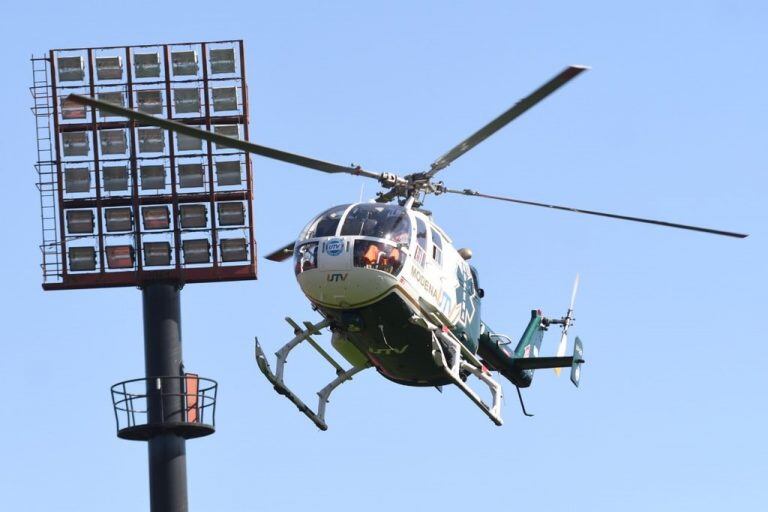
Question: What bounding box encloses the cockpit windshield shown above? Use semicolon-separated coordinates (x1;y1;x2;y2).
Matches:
299;204;349;240
340;204;411;244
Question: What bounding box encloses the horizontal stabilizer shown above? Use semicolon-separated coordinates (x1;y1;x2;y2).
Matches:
513;356;575;370
265;242;296;262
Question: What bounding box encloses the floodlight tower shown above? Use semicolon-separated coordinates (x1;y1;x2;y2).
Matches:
31;40;256;511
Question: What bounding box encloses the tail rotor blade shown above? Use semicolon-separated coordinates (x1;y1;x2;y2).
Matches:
555;274;579;376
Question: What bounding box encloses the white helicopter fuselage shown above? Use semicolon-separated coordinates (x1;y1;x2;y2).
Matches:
292;202;484;384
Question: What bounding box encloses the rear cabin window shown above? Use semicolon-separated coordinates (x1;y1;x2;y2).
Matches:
415;217;428;266
470;266;480;293
431;229;443;265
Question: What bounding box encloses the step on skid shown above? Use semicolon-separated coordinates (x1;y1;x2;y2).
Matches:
431;327;504;426
254;317;368;431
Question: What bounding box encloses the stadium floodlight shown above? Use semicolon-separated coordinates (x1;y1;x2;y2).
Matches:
106;245;135;269
138;127;165;153
57;56;84;82
177;131;202;151
212;87;238;112
99;129;128;155
102;164;129;192
95;56;123;80
137;90;163;114
62;131;90;156
143;241;172;266
178;163;205;188
172;50;198;76
142;206;171;230
133;52;160;78
34;40;253;512
217;202;245;226
60;96;87;120
105;207;133;232
66;210;95;234
215;160;241;186
68;246;96;271
179;204;207;228
140;164;166;190
97;92;125;117
213;125;239;149
173;88;200;114
209;48;236;74
182;239;210;264
220;238;247;262
64;167;91;193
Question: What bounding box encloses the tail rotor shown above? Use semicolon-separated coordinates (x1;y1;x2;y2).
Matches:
554;274;579;376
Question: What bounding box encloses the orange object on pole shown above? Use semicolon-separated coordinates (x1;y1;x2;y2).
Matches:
185;373;199;423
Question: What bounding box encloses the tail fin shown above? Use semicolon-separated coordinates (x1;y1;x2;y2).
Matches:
512;310;547;383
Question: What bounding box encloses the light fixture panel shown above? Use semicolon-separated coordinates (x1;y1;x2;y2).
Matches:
213;125;239;149
137;90;163;115
64;167;91;193
173;88;200;114
106;245;135;269
138;127;165;153
212;87;238;112
209;48;236;74
102;164;129;192
215;160;241;186
142;206;171;230
144;242;172;266
105;207;133;232
66;210;95;234
179;204;207;229
99;129;127;155
177;131;203;151
133;52;160;78
68;246;96;271
178;163;205;188
62;132;90;157
217;202;245;226
57;56;84;82
95;56;123;80
172;50;198;76
60;97;87;120
220;238;248;262
140;164;166;190
182;239;210;264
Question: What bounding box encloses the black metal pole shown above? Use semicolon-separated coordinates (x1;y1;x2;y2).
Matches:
143;281;188;512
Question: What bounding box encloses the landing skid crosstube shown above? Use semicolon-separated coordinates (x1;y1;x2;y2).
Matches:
254;317;369;431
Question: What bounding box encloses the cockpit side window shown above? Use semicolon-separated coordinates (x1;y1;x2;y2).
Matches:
300;204;349;240
340;204;411;243
431;228;443;265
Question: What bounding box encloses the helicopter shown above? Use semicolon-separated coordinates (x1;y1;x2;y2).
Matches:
69;65;747;430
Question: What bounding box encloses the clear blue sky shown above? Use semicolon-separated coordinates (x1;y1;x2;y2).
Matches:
1;1;766;510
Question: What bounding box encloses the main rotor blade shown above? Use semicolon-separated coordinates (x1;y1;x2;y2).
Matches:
66;94;383;180
444;188;748;238
426;65;589;177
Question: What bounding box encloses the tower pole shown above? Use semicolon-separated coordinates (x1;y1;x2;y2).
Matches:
142;281;188;512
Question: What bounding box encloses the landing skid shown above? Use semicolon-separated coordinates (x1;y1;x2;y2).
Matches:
254;317;369;431
431;328;504;426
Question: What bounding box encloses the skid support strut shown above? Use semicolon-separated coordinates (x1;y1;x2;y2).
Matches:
255;317;368;431
431;329;504;426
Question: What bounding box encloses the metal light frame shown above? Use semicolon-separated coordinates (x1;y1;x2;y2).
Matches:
32;40;256;290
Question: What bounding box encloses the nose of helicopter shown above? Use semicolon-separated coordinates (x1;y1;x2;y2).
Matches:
295;236;402;308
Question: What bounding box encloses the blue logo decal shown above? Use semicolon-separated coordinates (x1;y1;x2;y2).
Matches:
326;238;344;256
